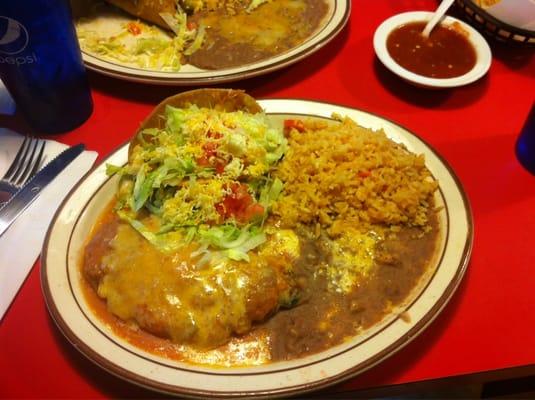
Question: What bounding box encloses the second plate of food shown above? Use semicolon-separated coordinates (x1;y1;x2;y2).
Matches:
42;89;472;398
71;0;350;84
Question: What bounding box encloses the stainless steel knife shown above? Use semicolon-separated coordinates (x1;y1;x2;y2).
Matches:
0;143;85;238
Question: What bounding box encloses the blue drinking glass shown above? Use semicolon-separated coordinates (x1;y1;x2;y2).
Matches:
0;0;93;133
516;103;535;175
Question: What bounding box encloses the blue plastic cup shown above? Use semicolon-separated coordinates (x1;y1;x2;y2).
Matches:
0;0;93;133
516;103;535;175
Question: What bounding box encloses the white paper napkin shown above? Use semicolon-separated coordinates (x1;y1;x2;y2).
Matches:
0;129;98;320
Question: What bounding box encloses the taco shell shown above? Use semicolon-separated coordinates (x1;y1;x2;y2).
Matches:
104;0;177;29
129;89;263;157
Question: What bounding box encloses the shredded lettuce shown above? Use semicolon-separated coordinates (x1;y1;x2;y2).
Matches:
113;104;287;262
159;12;185;36
119;215;266;263
132;165;152;211
247;0;269;12
134;37;170;54
117;210;185;253
106;164;124;176
76;10;205;72
184;23;206;56
259;177;283;208
196;225;267;262
165;105;189;134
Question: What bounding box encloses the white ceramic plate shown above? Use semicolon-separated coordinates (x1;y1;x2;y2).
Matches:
41;99;473;398
373;11;492;89
73;0;350;85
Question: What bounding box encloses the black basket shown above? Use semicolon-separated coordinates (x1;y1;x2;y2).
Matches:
455;0;535;47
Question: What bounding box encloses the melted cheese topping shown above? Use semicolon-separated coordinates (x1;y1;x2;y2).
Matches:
97;223;299;349
199;0;312;50
316;228;379;294
100;225;250;347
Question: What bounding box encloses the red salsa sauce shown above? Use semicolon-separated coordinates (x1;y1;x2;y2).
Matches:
386;21;477;79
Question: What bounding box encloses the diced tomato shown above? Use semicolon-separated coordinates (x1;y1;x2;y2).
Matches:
207;131;222;139
186;21;197;31
243;203;265;221
215;202;226;216
202;141;218;158
196;140;228;173
215;183;262;222
126;22;142;36
358;170;371;178
214;160;227;174
284;119;305;134
196;154;210;166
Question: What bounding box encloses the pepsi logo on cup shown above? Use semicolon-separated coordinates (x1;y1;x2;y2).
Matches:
0;16;29;55
0;2;93;133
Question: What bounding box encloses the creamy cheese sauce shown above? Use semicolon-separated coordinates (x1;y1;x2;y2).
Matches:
81;277;272;366
82;205;439;366
84;209;299;350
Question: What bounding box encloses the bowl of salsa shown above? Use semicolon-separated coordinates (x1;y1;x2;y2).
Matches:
373;11;492;88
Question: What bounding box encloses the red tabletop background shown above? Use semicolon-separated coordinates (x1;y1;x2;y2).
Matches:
1;0;534;398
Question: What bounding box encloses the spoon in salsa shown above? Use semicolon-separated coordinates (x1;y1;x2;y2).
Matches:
421;0;456;38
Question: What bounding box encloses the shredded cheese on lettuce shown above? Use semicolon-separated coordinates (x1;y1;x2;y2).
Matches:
108;105;287;263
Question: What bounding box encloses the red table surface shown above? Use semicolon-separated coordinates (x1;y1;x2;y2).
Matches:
1;0;534;398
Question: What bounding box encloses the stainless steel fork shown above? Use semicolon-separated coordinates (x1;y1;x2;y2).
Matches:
0;136;46;206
